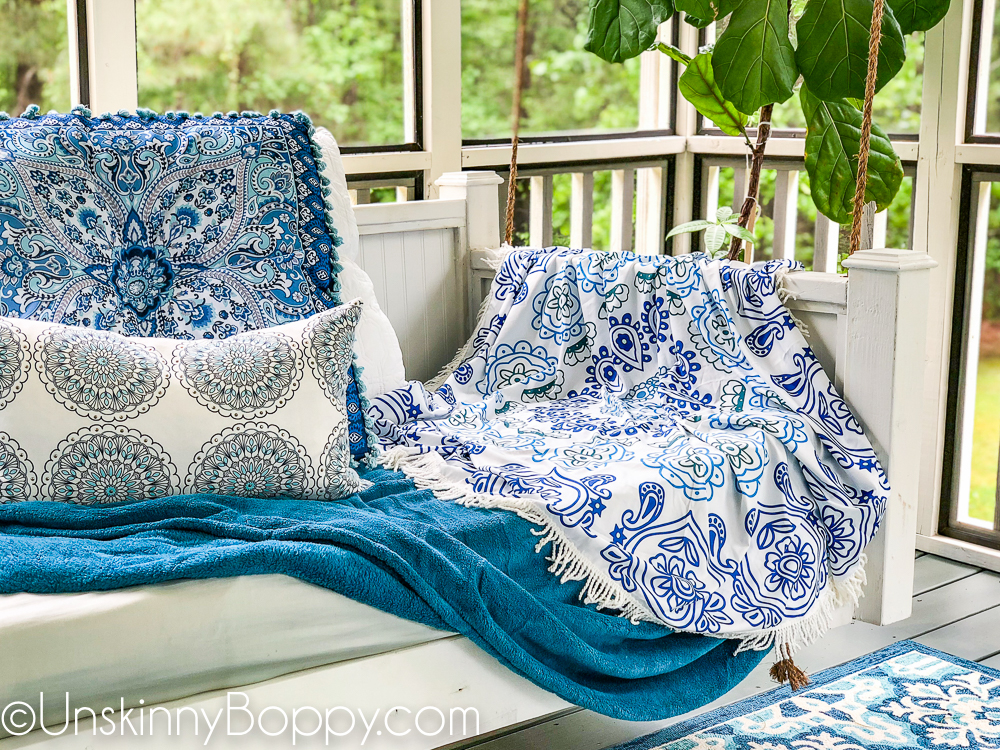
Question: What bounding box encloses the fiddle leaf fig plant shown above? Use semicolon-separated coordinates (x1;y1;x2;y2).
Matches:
667;207;756;257
584;0;949;256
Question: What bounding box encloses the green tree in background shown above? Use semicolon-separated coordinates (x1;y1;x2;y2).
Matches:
136;0;406;146
0;0;69;114
461;0;641;138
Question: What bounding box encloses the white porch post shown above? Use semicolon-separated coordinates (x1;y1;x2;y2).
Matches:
841;248;937;625
436;171;503;333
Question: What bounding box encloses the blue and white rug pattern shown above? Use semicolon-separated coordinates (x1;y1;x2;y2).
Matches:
618;641;1000;749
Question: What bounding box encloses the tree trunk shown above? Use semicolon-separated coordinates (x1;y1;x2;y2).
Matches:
727;103;773;262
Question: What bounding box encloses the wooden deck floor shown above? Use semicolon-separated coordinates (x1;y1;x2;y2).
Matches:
471;552;1000;750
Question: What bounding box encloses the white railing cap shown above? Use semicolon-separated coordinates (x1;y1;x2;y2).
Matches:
841;248;938;273
435;171;504;188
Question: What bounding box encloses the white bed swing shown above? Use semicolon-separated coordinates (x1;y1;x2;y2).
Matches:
0;171;935;750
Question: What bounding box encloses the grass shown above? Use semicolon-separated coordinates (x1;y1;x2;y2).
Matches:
970;357;1000;522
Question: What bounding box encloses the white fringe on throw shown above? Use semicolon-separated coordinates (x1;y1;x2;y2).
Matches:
380;444;869;656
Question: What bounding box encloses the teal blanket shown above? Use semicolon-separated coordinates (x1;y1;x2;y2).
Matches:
0;469;764;721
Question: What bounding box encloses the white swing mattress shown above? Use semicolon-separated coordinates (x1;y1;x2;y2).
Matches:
0;574;450;711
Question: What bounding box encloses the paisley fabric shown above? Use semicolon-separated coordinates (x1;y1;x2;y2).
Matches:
0;301;365;503
0;108;376;464
372;248;887;649
616;641;1000;750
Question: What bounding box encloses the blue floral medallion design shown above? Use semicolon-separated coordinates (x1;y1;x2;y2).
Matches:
0;432;36;503
0;111;325;337
371;248;888;645
0;321;30;409
37;326;167;420
174;331;302;417
44;426;179;504
187;423;314;498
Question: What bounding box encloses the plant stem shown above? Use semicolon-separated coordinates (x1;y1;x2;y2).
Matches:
727;103;773;261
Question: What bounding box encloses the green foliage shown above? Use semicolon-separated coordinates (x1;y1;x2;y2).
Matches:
888;0;951;34
674;0;736;27
463;0;642;139
584;0;943;227
801;84;903;223
135;0;405;146
584;0;674;63
0;0;69;114
713;0;797;114
677;51;749;137
667;206;755;256
795;0;906;101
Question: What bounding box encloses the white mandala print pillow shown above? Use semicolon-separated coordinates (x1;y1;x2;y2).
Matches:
0;301;366;504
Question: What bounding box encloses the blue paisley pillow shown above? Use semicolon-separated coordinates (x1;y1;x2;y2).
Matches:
0;106;375;464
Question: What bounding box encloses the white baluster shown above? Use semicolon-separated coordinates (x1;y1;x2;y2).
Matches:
570;172;594;248
529;175;554;247
772;169;800;261
610;169;635;253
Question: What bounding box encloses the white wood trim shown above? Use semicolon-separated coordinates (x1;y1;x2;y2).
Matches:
687;136;920;162
420;0;461;197
669;19;700;255
1;636;572;750
955;143;1000;165
530;175;554;247
461;136;686;170
610;169;635;253
813;216;841;273
841;249;938;625
916;533;1000;573
85;0;138;113
771;170;799;260
570;172;594;248
401;0;417;143
913;0;970;541
343;151;433;176
354;199;466;236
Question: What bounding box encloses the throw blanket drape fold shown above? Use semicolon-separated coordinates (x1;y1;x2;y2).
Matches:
372;248;888;653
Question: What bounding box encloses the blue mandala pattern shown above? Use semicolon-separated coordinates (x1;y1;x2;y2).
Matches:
187;423;314;498
37;326;167;420
44;426;179;504
0;321;30;409
0;432;35;503
306;302;362;407
173;331;302;417
371;248;888;645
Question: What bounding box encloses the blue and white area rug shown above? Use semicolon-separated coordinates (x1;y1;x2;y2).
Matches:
612;641;1000;749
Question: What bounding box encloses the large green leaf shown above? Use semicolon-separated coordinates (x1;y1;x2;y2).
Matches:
675;0;738;26
801;84;903;224
795;0;906;101
678;51;749;137
887;0;950;34
585;0;675;63
712;0;797;113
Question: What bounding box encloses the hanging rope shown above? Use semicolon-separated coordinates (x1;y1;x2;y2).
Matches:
848;0;886;255
504;0;530;246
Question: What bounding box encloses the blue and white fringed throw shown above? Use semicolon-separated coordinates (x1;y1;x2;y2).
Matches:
371;248;888;656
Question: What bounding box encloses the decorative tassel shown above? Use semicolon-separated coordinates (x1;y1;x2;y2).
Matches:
770;643;810;691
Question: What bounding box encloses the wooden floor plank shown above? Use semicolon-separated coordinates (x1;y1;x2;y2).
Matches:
978;652;1000;669
915;604;1000;660
911;555;979;594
